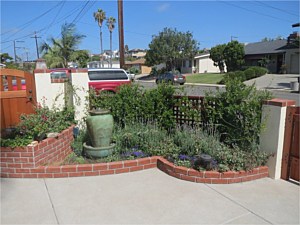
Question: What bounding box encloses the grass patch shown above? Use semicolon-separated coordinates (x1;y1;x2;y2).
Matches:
185;73;224;84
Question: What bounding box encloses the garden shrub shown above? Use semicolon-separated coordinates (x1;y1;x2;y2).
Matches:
0;104;76;147
89;83;178;130
205;77;273;151
244;67;256;80
252;66;268;77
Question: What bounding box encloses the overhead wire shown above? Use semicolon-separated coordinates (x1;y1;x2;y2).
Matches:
218;1;294;24
254;1;299;18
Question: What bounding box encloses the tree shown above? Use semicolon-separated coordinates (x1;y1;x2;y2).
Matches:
209;44;226;73
145;27;199;71
93;9;106;67
70;50;90;68
106;16;116;68
223;41;245;72
0;53;13;64
40;23;85;68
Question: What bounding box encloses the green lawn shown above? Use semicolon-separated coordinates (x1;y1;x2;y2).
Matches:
185;73;224;84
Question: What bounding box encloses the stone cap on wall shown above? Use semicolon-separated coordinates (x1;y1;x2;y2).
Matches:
263;98;296;107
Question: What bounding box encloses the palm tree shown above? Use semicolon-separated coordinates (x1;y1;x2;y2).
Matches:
93;9;106;68
106;16;116;68
40;23;85;68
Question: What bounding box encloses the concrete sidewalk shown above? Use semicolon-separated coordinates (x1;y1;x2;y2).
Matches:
1;168;299;224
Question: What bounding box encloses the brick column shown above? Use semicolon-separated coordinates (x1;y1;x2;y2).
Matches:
260;98;296;179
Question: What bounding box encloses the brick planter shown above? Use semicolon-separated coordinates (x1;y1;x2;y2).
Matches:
1;144;269;182
1;126;74;178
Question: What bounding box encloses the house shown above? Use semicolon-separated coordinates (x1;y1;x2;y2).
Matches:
128;49;147;58
244;32;299;74
125;58;151;74
87;60;120;69
194;53;225;73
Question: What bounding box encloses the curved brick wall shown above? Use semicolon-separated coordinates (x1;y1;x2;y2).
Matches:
0;127;268;183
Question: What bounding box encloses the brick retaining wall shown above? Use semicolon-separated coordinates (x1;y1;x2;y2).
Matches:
1;126;74;177
1;139;269;182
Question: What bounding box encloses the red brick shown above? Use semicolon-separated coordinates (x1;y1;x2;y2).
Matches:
1;152;6;158
250;173;262;181
188;169;200;177
61;165;77;172
129;166;144;172
228;178;242;184
1;173;9;178
23;173;38;178
38;141;47;149
260;172;269;178
247;168;259;175
84;171;100;176
0;163;7;168
143;163;156;169
0;158;13;163
211;179;229;184
174;166;189;175
21;163;35;168
6;152;20;157
1;168;15;173
46;166;61;173
205;171;220;178
259;166;268;174
115;168;130;174
0;147;12;152
108;162;123;169
7;163;22;168
20;152;33;157
241;176;254;182
13;147;27;152
14;158;29;163
167;170;181;179
77;165;93;172
196;177;212;183
68;172;84;177
100;170;114;175
38;173;54;178
124;160;138;167
137;158;151;166
221;171;235;178
16;168;30;173
235;170;247;178
9;173;23;178
30;167;46;173
53;173;69;178
181;174;196;182
47;138;56;145
150;156;160;163
93;163;108;171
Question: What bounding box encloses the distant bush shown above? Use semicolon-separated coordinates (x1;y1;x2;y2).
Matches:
218;66;268;84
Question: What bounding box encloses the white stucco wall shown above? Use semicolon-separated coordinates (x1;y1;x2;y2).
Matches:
34;72;65;109
71;72;89;124
194;54;226;73
285;49;299;74
260;104;287;179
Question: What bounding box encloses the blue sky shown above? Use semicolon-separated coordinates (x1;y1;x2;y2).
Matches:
1;1;299;61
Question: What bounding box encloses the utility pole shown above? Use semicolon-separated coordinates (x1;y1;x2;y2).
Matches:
13;40;24;62
118;0;125;69
31;31;41;59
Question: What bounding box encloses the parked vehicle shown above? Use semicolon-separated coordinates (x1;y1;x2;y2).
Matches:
155;71;186;85
88;68;131;93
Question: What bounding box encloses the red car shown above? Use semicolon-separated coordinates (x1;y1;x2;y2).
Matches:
88;68;131;93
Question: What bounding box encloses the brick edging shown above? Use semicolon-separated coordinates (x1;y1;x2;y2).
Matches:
1;154;268;183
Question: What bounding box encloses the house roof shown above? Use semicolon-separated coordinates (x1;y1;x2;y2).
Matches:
125;58;146;65
244;39;287;55
194;53;210;59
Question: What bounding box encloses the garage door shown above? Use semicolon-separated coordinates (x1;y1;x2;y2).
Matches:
290;53;299;74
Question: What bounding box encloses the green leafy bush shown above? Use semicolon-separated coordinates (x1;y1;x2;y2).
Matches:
89;83;178;130
244;67;256;80
205;77;273;151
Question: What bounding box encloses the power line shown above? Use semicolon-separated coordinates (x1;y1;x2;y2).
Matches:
1;1;63;41
31;31;41;59
254;1;299;17
218;1;294;24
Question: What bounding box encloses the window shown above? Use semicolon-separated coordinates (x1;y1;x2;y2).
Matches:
88;70;128;80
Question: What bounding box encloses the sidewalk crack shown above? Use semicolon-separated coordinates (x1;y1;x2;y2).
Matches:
43;179;60;224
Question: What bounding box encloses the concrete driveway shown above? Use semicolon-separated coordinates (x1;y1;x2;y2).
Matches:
1;168;299;224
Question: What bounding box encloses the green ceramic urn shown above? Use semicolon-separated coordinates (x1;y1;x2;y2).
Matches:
86;109;113;147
